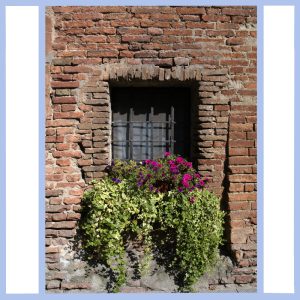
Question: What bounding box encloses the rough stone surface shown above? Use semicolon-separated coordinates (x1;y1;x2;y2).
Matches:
45;5;257;292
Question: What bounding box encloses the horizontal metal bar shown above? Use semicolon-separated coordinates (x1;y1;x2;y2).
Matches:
112;121;176;124
112;140;176;143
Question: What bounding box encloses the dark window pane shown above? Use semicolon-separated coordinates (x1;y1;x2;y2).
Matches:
111;87;190;160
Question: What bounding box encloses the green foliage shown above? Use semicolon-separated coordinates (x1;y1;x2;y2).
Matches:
80;157;225;292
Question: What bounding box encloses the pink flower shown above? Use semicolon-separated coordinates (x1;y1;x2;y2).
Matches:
185;162;192;168
176;157;184;164
182;174;192;181
182;173;192;188
182;180;190;188
164;152;171;157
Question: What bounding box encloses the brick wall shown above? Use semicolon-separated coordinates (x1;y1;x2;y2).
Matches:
45;6;257;292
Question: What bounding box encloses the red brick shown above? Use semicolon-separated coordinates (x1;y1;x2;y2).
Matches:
56;144;70;151
61;104;76;112
247;132;256;140
148;27;163;35
230;231;247;243
80;35;106;43
151;13;179;21
46;174;63;181
163;29;193;36
229;148;248;156
222;8;256;16
46;221;77;229
249;148;257;156
63;197;81;205
53;112;83;119
61;282;91;290
226;37;245;45
229;174;256;183
66;174;81;182
229;183;244;192
229;140;254;148
121;35;150;42
234;275;255;284
229;166;253;174
228;201;250;210
52;213;67;221
228;193;257;202
117;27;146;35
52;97;76;104
230;115;246;123
78;159;92;166
229;156;256;165
51;81;79;88
87;50;118;57
67;212;81;220
64;66;91;73
202;14;230;22
134;50;158;58
64;21;94;28
186;22;214;29
56;128;75;135
238;90;257;96
176;7;206;14
230;220;245;229
229;132;246;140
52;151;82;158
215;105;229;111
245;184;255;192
220;60;249;66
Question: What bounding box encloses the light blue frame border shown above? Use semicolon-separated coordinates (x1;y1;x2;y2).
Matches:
0;0;298;299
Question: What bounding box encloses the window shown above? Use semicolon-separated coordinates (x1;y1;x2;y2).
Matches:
111;87;190;161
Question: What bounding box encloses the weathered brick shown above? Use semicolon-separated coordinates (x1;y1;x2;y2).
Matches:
229;156;256;165
63;197;81;205
51;81;79;88
228;193;257;202
46;221;76;229
46;5;257;291
229;148;248;156
229;174;257;183
229;183;244;192
87;50;118;57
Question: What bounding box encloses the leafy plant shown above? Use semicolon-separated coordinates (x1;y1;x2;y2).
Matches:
79;154;225;292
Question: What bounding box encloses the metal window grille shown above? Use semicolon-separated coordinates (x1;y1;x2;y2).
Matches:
112;106;175;160
111;87;190;161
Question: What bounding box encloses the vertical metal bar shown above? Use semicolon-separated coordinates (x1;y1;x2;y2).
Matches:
146;120;148;160
129;107;133;160
171;105;175;154
167;113;170;152
150;107;154;159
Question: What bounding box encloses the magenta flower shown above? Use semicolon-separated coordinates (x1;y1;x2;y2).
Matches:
176;157;184;164
182;181;190;188
185;162;192;168
164;152;171;157
183;174;192;181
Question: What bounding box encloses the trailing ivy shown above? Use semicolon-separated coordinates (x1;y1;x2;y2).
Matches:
79;154;225;292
